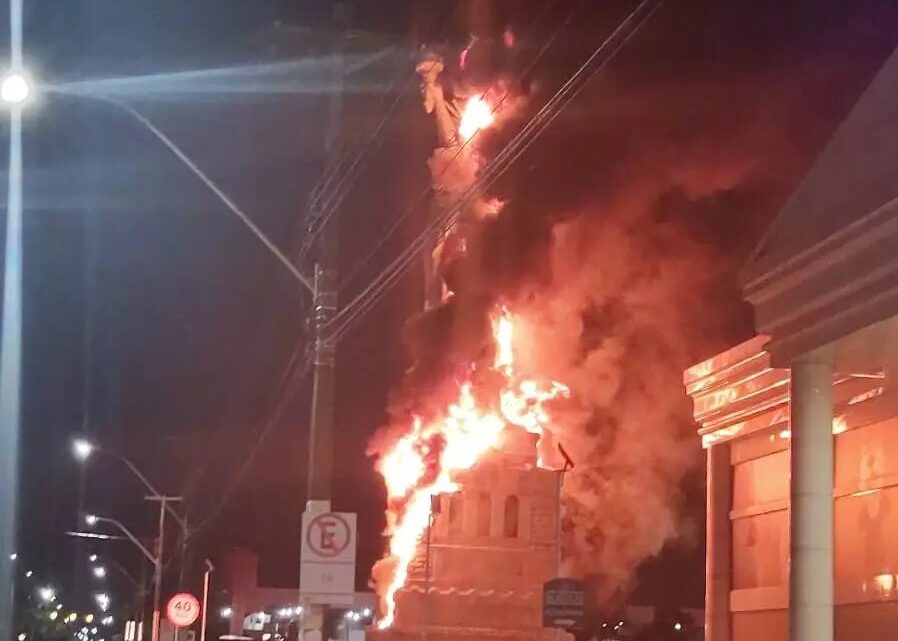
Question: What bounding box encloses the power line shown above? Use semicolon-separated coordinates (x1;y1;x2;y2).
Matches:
295;55;420;265
296;3;464;266
185;351;313;539
337;0;571;293
328;0;663;342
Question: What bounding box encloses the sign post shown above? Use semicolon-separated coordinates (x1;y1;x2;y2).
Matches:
542;578;586;631
166;593;201;629
300;511;357;605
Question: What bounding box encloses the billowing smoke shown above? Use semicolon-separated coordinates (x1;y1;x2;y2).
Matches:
369;1;890;613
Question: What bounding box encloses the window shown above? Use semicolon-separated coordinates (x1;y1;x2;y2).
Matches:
476;492;491;537
448;493;464;535
504;495;520;538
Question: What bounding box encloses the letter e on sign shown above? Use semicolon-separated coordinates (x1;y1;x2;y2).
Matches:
166;593;200;628
307;513;351;558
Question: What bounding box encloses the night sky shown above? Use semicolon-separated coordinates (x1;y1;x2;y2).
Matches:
3;0;897;617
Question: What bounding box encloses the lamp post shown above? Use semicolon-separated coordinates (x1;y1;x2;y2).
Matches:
72;437;190;596
199;560;214;641
85;506;180;641
0;67;30;641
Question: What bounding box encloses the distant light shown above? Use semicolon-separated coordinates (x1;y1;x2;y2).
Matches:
49;611;59;621
84;614;94;624
72;438;95;462
343;611;353;620
276;608;291;619
38;586;55;602
56;604;63;610
262;635;271;641
362;608;372;618
89;554;98;563
102;616;114;626
25;570;32;578
674;622;683;631
0;72;29;104
351;613;361;622
85;514;99;527
92;566;107;579
18;634;26;641
9;553;17;561
219;607;232;619
91;627;98;634
95;593;110;611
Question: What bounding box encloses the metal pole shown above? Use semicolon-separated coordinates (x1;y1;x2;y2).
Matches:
199;561;213;641
554;471;564;641
421;512;433;641
555;471;563;576
152;500;166;641
147;496;180;641
0;101;23;641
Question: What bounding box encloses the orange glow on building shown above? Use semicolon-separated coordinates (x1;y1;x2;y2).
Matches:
373;307;568;628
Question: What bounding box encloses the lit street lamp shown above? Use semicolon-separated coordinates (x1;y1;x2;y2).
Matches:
1;57;29;641
0;72;29;104
92;565;107;579
37;586;56;603
72;438;187;531
84;513;164;641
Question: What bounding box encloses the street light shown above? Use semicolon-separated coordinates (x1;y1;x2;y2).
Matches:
72;439;186;531
92;566;107;579
0;62;28;641
0;72;29;104
37;586;55;603
95;593;110;612
72;438;94;462
84;513;162;641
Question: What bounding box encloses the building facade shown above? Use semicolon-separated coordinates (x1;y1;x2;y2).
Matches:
684;46;898;641
375;431;560;641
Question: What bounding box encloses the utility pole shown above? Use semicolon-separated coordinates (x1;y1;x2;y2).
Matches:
305;2;345;509
147;496;182;641
299;6;345;641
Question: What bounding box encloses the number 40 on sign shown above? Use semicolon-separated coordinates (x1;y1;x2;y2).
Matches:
167;593;201;628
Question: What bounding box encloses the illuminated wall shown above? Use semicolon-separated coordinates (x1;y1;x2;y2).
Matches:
685;335;898;641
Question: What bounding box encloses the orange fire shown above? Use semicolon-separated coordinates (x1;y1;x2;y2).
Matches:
458;95;495;142
373;307;569;628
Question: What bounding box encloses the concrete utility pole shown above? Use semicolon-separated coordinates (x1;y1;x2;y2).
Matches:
146;496;183;641
299;5;345;641
305;2;345;511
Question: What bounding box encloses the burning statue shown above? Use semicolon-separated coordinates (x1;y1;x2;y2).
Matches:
415;50;494;308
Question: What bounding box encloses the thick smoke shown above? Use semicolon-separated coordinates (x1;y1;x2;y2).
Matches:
369;1;894;610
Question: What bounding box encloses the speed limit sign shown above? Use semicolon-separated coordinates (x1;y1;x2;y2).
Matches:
166;592;200;628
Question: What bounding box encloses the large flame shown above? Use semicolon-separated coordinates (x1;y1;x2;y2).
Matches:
373;307;569;628
458;95;495;142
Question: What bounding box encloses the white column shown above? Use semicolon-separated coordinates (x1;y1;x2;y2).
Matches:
789;358;833;641
706;442;732;641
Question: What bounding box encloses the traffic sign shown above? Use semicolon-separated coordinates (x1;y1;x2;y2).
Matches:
300;510;357;605
542;578;586;630
166;592;200;628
